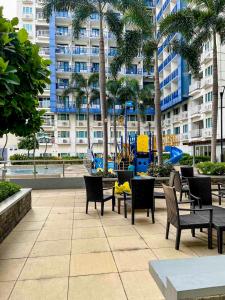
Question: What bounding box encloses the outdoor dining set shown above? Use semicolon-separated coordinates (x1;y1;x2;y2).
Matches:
84;167;225;254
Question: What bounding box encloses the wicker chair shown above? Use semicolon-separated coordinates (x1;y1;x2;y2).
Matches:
116;170;134;214
124;178;155;225
173;171;189;201
162;184;213;250
84;176;115;216
180;166;194;180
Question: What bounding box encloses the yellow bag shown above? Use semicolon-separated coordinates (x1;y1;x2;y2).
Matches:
114;181;131;194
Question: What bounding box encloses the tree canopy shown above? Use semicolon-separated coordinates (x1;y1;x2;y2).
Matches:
0;8;50;137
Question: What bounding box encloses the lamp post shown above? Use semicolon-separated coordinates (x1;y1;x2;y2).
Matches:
220;87;225;162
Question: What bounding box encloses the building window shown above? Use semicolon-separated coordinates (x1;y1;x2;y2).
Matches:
167;112;170;118
77;114;87;121
23;23;32;32
56;26;69;35
76;131;87;138
183;124;188;133
167;129;171;135
174;127;180;135
58;114;69;121
93;114;101;121
23;7;32;14
206;118;212;128
205;91;213;102
90;13;99;20
58;131;70;138
111;131;121;138
94;131;103;138
75;62;87;72
183;104;188;111
128;115;137;121
39;97;50;108
205;65;213;77
146;115;154;121
173;108;180;115
91;28;100;37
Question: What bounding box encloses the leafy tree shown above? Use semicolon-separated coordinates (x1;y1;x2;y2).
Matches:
0;8;50;138
18;135;39;157
64;73;99;149
43;0;146;173
160;1;225;162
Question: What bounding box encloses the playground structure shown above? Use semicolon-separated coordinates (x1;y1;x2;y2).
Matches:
92;133;183;174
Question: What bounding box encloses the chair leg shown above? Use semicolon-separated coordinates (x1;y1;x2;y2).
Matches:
86;201;89;214
94;202;97;209
147;209;149;217
180;191;183;202
101;202;104;216
131;209;135;225
200;228;203;232
208;226;212;249
166;222;170;239
217;229;223;254
118;198;121;214
151;208;155;224
219;195;222;206
175;228;181;250
124;202;127;218
191;228;195;237
112;196;115;211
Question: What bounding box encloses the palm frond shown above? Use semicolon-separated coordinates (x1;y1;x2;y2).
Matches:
87;73;99;86
42;0;78;22
105;10;124;42
72;73;87;89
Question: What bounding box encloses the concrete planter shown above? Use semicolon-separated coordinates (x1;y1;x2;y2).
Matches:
0;188;32;243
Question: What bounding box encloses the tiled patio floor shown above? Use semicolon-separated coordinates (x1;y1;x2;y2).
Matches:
0;189;221;300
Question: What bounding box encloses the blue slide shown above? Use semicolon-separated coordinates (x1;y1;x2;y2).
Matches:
165;146;183;164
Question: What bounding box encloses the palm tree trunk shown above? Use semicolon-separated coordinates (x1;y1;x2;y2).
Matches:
87;99;91;149
99;6;108;173
137;103;141;135
154;49;163;166
113;102;117;162
1;134;8;160
211;31;219;162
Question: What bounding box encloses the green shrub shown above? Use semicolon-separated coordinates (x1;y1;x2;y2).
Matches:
180;153;210;166
0;182;21;202
148;163;174;177
197;162;225;175
92;170;117;178
9;154;83;165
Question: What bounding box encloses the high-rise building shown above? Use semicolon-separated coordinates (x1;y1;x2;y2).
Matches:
2;0;153;159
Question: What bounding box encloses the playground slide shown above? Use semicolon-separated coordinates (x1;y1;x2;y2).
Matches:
165;146;183;164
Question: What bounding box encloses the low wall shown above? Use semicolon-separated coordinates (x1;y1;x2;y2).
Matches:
0;188;32;243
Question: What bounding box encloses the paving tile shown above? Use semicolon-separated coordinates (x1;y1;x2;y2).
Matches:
44;220;73;230
70;252;117;276
101;218;129;226
30;240;71;257
113;249;157;272
72;238;110;254
73;219;102;228
134;223;166;236
121;270;164;300
72;227;105;239
68;273;126;300
0;259;26;281
0;281;15;300
50;207;74;214
152;247;196;260
10;278;68;300
3;231;39;244
0;242;34;259
47;213;73;221
104;225;138;237
144;234;176;249
73;212;99;220
108;236;148;251
38;229;72;241
19;255;70;280
13;221;44;232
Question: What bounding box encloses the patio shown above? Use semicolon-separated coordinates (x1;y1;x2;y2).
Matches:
0;188;221;300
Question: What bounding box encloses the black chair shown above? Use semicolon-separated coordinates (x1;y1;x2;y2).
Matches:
84;176;115;216
124;178;155;225
116;170;134;214
173;171;189;201
180;166;194;180
162;184;213;250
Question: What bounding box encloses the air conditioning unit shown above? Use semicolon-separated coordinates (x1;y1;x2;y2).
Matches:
79;139;83;144
131;122;136;126
97;122;102;126
98;139;103;144
62;121;68;126
79;122;84;126
63;139;68;143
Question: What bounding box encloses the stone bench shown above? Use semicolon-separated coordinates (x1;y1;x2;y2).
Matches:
149;256;225;300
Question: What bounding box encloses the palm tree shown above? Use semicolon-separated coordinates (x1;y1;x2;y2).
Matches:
160;2;225;162
43;0;146;173
113;6;164;165
63;73;99;149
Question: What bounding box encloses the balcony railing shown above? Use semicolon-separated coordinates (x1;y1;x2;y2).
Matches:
36;30;49;37
39;48;50;56
42;120;54;126
190;105;202;116
76;138;87;144
201;102;212;113
201;77;213;88
191;129;202;138
181;111;188;120
57;120;70;127
189;81;201;94
58;138;71;144
39;101;50;108
22;14;33;20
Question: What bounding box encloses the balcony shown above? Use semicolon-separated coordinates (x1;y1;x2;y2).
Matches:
202;128;212;138
181;133;189;141
76;138;87;144
58;137;71;144
36;30;49;38
191;129;202;138
165;119;171;126
57;120;70;127
93;138;103;144
56;30;71;38
201;50;213;64
201;102;212;113
42;120;54;127
190;105;202;117
93;121;102;127
36;13;46;21
23;0;33;3
173;115;180;123
39;101;50;108
201;77;213;88
22;14;33;20
181;111;188;120
76;121;87;127
39;48;50;56
72;47;88;55
189;81;201;95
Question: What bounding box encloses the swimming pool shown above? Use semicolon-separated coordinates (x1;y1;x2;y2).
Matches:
5;166;63;176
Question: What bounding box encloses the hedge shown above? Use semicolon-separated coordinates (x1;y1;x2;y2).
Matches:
180;153;210;166
197;162;225;175
9;154;83;165
0;182;21;203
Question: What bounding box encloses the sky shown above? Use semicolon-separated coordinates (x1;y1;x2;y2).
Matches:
0;0;17;19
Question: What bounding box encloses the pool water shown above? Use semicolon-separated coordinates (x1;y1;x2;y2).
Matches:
6;166;63;176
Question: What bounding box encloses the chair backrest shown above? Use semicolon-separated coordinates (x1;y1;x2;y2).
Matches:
169;171;176;187
117;170;134;185
131;178;155;209
84;176;103;202
173;171;182;192
162;184;179;227
180;166;194;178
188;176;212;206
